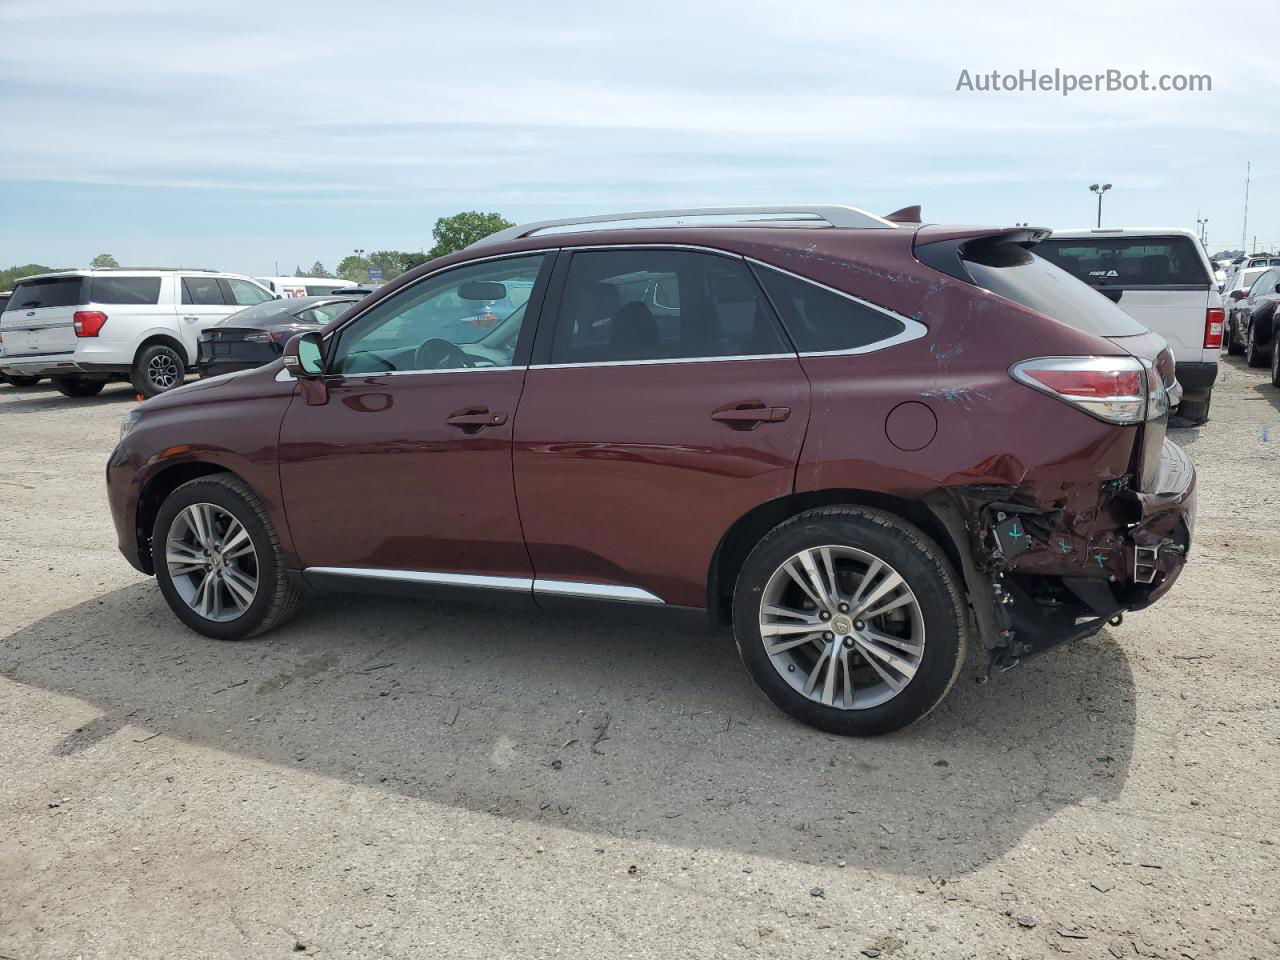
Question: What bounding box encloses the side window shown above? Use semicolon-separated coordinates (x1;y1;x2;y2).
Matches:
89;276;161;305
550;249;787;364
223;278;273;306
1249;270;1277;297
754;265;906;353
330;254;546;375
182;276;226;306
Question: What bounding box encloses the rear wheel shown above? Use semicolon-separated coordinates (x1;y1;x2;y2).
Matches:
52;376;105;398
1245;323;1266;367
3;375;41;387
1226;314;1244;355
732;506;968;736
1271;336;1280;387
1177;391;1211;425
132;343;186;398
153;475;301;640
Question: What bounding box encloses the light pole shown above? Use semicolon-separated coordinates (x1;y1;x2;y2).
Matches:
1089;183;1112;228
1196;218;1208;245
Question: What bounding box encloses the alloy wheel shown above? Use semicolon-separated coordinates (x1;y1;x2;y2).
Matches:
165;502;259;621
758;545;925;710
148;352;180;389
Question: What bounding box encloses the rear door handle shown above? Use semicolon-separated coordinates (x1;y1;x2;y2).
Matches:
712;404;791;426
446;408;508;429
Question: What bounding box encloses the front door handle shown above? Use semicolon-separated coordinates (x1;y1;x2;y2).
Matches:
446;407;508;429
711;404;791;427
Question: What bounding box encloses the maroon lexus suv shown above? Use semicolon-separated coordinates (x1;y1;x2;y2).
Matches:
106;206;1195;736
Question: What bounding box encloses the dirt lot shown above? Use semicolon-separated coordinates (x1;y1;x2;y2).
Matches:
1;359;1277;960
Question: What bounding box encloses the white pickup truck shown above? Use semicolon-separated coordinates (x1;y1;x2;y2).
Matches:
0;268;274;398
1037;228;1223;424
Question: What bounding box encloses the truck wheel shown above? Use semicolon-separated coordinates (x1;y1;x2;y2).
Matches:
1177;392;1211;425
132;343;186;397
732;506;968;736
52;376;106;398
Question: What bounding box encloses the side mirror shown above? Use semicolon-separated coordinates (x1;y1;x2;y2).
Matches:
1229;289;1247;301
282;331;325;378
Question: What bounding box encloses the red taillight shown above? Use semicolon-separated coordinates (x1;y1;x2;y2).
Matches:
73;310;108;337
472;312;500;328
1204;307;1225;349
1011;356;1150;424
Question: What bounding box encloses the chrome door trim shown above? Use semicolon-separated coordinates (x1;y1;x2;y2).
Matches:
302;567;665;604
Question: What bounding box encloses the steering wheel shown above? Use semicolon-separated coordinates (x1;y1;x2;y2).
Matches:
414;338;476;371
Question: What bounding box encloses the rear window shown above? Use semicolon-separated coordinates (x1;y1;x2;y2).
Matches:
89;276;161;305
963;245;1149;337
305;284;348;296
6;276;85;310
1036;236;1210;287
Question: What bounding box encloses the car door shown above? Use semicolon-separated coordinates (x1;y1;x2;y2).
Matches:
277;253;552;590
1247;270;1280;347
512;247;810;609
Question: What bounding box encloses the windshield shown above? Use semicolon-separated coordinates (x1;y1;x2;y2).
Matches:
963;245;1149;337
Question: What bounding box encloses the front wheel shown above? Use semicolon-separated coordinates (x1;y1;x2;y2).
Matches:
52;376;105;397
1226;315;1244;355
732;506;968;736
1271;336;1280;387
3;375;41;387
153;475;301;640
132;343;186;397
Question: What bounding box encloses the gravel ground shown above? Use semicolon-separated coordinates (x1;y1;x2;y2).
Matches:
1;359;1277;960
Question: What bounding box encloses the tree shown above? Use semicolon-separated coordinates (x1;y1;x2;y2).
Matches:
294;264;305;277
427;212;513;259
399;252;430;271
0;263;59;289
90;253;119;268
309;261;332;278
336;255;370;282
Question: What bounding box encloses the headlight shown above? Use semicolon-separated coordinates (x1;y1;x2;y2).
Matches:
120;408;141;441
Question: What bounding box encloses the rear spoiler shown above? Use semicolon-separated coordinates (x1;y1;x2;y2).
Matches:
913;225;1052;282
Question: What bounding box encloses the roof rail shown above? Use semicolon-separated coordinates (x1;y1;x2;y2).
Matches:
469;205;896;248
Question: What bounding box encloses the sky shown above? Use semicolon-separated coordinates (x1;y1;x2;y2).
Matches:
2;0;1278;275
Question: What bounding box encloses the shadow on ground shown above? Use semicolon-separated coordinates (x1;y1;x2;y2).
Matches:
1;582;1136;877
0;381;137;413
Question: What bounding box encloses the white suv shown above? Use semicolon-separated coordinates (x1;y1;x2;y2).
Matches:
0;268;275;398
1036;228;1224;424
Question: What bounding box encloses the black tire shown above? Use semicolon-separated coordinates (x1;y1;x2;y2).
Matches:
153;474;301;641
1226;315;1244;355
1245;323;1266;367
132;343;186;398
732;506;968;736
1177;392;1211;425
52;376;105;398
1271;336;1280;388
4;375;41;387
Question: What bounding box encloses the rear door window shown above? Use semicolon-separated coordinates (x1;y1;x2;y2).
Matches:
1037;236;1210;288
89;276;162;304
222;278;273;306
1248;270;1278;298
752;265;906;353
7;276;85;310
963;245;1149;337
549;249;788;364
182;276;226;305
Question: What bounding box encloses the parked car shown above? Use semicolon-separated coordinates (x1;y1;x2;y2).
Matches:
256;276;368;298
0;289;41;386
198;295;360;377
1036;228;1222;424
1224;265;1280;372
107;205;1194;736
0;268;274;398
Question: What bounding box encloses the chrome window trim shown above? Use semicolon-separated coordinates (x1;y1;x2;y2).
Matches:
529;353;793;371
303;567;665;604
